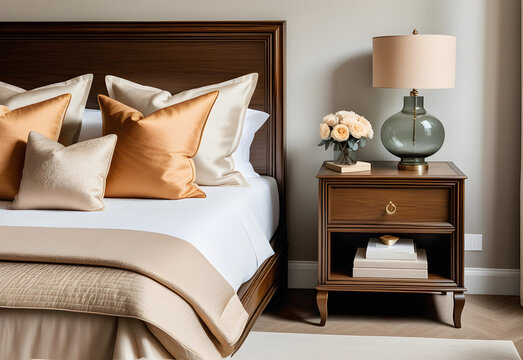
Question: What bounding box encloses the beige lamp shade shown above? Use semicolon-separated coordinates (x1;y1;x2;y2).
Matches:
372;34;456;89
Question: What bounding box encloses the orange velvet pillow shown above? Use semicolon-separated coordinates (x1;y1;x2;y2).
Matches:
99;91;218;199
0;94;71;200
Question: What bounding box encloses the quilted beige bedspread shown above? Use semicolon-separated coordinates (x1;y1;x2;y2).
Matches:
0;226;249;360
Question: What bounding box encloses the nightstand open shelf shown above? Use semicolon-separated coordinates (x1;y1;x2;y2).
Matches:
316;161;467;328
327;231;453;284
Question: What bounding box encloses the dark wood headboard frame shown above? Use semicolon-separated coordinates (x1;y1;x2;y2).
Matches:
0;21;285;211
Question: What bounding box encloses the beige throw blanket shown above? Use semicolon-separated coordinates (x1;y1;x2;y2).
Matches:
0;226;248;360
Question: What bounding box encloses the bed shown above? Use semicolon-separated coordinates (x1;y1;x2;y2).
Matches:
0;21;286;359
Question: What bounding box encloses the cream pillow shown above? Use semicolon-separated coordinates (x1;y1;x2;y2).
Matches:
105;73;258;186
11;132;117;211
0;74;93;145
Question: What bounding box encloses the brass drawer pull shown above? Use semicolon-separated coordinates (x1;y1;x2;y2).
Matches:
385;201;397;215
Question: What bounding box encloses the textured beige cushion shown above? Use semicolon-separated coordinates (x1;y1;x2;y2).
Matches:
0;75;93;145
11;132;117;211
106;73;258;186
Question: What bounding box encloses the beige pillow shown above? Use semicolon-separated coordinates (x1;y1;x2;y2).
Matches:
105;73;258;186
11;132;117;211
0;74;93;145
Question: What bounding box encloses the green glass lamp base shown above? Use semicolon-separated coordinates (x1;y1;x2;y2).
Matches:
380;95;445;172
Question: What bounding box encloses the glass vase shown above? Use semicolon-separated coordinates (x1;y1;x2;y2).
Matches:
334;148;358;165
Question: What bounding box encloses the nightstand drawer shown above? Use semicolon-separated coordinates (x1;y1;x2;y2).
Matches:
327;186;450;223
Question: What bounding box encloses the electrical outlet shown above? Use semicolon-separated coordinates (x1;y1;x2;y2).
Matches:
464;234;482;251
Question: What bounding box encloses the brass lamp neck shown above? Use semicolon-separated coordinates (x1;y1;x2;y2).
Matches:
409;88;419;97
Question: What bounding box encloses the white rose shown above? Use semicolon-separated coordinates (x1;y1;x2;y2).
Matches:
336;110;359;123
340;117;356;127
367;126;374;139
357;116;374;139
322;114;339;127
348;120;367;139
331;124;350;142
319;123;331;140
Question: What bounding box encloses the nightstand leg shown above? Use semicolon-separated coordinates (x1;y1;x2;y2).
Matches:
453;292;465;328
316;290;328;326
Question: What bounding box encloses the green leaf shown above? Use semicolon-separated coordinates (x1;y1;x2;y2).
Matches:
324;141;331;150
359;138;366;147
318;140;327;147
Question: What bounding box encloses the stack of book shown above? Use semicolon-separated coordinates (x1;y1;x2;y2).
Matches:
353;238;428;279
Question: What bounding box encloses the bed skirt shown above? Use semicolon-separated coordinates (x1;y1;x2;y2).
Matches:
0;308;174;359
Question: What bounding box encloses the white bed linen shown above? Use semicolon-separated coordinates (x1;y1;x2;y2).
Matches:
0;176;279;290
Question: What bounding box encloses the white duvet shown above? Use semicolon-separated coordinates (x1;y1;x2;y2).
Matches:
0;176;279;290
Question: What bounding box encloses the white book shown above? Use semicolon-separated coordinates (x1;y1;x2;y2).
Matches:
365;248;417;260
365;244;418;260
353;267;428;279
354;248;427;269
367;238;415;253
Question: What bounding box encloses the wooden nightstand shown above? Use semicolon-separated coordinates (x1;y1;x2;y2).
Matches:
316;161;467;327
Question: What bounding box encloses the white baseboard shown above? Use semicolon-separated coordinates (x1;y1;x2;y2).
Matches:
288;261;520;296
288;261;320;289
464;267;520;296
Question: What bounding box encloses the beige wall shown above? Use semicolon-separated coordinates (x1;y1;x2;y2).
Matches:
2;0;521;269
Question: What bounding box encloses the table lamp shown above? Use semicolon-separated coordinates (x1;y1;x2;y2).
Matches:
372;29;456;171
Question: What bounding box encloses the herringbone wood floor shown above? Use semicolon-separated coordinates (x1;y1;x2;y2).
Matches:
253;290;523;356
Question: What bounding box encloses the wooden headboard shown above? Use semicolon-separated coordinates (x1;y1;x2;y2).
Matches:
0;21;285;201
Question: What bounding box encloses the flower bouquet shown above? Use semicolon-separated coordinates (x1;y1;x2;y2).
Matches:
318;110;373;166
